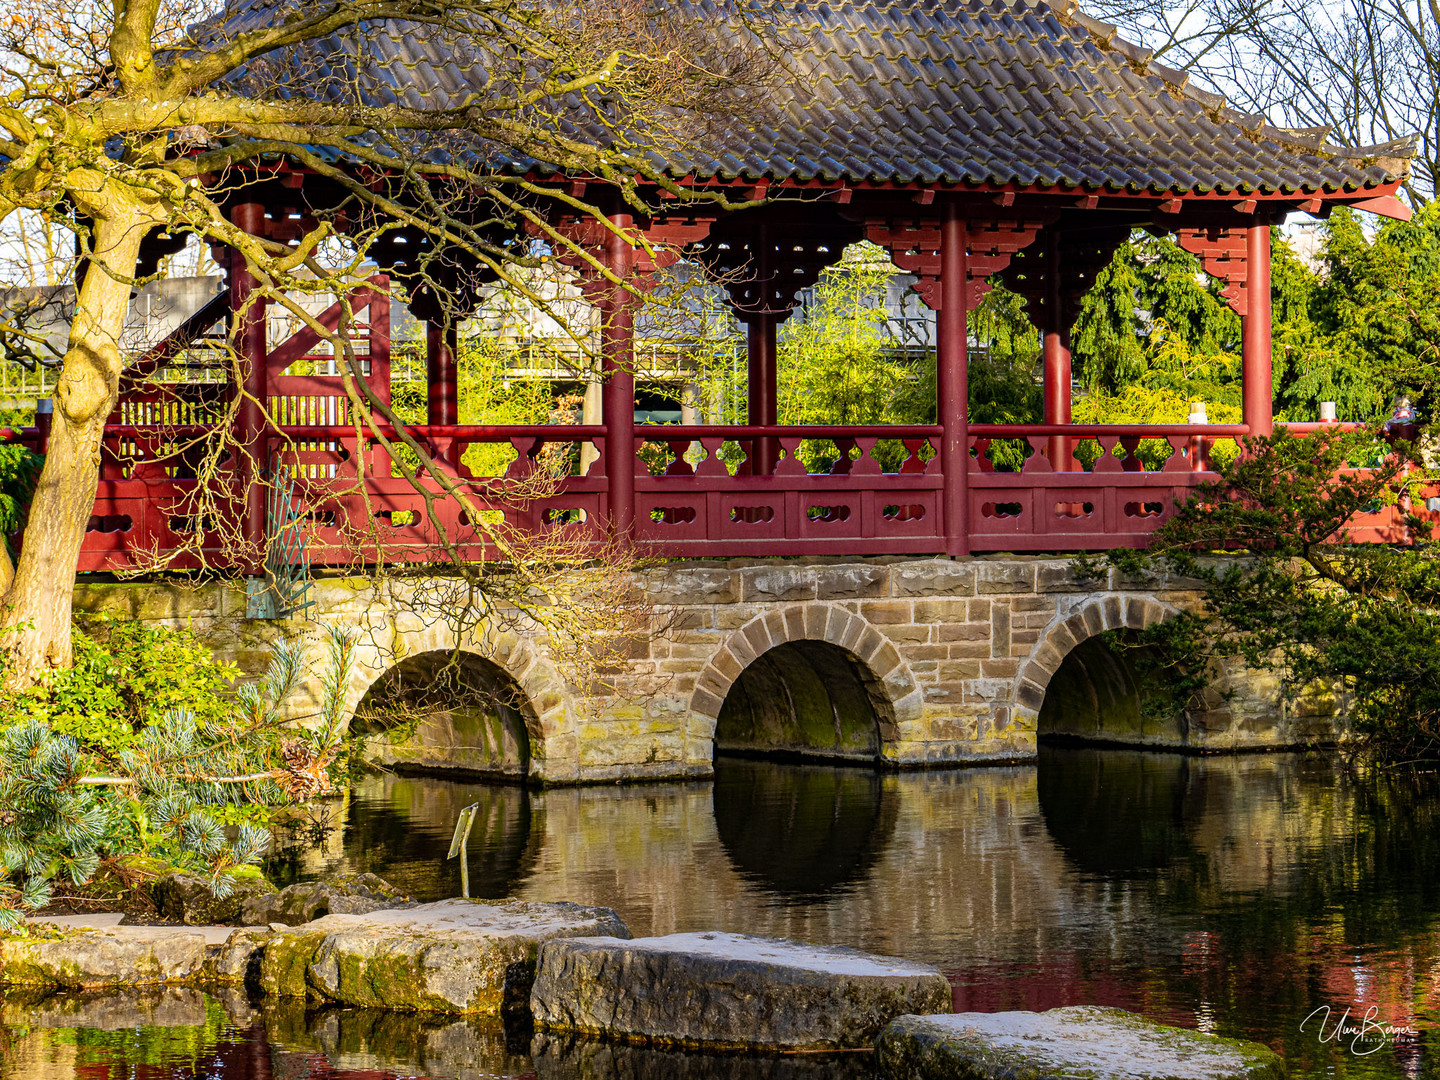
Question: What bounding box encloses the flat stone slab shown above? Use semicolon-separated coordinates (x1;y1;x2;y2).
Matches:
531;931;952;1050
875;1007;1285;1080
259;897;629;1015
0;926;209;989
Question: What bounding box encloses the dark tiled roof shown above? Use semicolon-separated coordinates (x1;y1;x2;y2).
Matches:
203;0;1413;196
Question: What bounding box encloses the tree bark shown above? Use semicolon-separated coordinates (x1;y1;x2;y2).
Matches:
3;207;149;683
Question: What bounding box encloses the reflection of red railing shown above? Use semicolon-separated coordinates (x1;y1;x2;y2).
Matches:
11;408;1435;571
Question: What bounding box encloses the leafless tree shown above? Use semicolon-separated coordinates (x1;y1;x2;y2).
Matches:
0;0;777;683
1081;0;1434;202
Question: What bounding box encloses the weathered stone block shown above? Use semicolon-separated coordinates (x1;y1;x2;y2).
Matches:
891;560;976;597
989;604;1012;659
260;899;629;1014
1036;562;1091;592
152;871;277;926
740;567;817;602
876;1007;1284;1080
207;927;275;984
531;932;951;1050
815;563;889;599
860;600;912;625
975;562;1035;594
242;873;411;926
645;568;740;605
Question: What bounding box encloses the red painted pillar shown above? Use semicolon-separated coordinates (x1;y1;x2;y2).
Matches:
1242;219;1273;438
426;320;459;466
426;321;459;426
746;313;778;475
939;203;970;557
601;213;637;539
746;223;779;476
1042;231;1073;470
230;201;268;555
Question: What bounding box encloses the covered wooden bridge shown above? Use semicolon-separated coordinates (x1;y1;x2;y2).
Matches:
66;0;1419;573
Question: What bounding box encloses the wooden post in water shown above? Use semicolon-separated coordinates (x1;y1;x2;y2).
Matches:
447;802;480;898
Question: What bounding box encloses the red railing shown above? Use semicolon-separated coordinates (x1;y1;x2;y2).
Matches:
9;263;1430;570
7;415;1432;572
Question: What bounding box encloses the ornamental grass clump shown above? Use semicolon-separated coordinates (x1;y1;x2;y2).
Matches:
0;625;357;928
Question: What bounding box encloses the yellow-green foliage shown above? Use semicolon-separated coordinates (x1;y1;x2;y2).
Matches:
1072;384;1242;470
0;619;239;761
392;338;566;476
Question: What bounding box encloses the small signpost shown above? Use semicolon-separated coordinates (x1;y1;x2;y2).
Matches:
447;802;480;898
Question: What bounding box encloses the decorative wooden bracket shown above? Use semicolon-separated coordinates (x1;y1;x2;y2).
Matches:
867;212;1051;311
694;213;863;319
547;213;716;301
1175;225;1249;315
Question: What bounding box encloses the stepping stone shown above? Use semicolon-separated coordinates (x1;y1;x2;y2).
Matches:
876;1007;1284;1080
0;926;210;989
531;931;952;1050
259;898;629;1015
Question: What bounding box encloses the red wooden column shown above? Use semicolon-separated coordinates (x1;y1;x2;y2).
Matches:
746;313;779;475
745;222;779;476
1042;231;1073;470
1242;218;1273;437
601;212;637;539
230;201;269;554
939;203;970;557
426;321;459;425
426;320;459;466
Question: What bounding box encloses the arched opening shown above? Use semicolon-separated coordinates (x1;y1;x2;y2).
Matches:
1037;632;1185;746
353;650;537;781
715;640;888;763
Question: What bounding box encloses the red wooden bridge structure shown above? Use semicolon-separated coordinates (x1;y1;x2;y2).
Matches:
33;0;1429;575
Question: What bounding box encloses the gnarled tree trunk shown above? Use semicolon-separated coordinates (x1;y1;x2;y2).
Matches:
2;199;151;684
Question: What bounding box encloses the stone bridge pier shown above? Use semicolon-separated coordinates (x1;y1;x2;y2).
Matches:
74;556;1344;785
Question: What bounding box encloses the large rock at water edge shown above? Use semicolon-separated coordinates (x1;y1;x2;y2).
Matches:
241;872;411;925
0;926;209;989
875;1007;1285;1080
531;931;952;1050
259;898;630;1014
152;870;278;926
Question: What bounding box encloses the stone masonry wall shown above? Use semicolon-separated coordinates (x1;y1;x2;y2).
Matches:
72;555;1346;785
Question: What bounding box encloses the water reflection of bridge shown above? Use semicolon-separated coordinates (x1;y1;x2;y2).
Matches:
276;751;1406;1019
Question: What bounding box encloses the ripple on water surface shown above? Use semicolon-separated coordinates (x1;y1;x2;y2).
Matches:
6;748;1440;1079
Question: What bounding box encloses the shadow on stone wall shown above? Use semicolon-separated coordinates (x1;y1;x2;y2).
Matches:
1037;632;1184;747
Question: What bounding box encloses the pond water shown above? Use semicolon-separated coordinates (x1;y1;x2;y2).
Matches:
6;747;1440;1079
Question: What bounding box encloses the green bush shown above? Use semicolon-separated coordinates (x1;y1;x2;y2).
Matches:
0;627;357;926
1;620;239;764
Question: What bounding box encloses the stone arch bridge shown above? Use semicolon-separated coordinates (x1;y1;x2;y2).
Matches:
77;556;1342;784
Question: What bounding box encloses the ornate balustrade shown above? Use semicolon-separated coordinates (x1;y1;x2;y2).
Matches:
634;424;944;556
11;416;1430;573
967;423;1245;550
